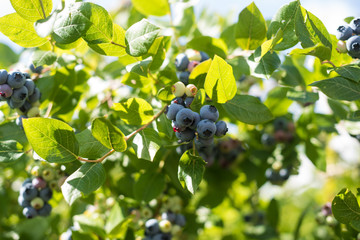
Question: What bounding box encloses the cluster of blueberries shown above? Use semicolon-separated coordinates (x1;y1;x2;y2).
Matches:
336;17;360;58
261;117;295;147
315;202;338;228
143;212;186;240
18;163;67;219
0;66;42;127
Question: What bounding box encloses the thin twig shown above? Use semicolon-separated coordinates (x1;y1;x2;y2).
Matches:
77;149;115;163
321;60;337;68
111;41;126;49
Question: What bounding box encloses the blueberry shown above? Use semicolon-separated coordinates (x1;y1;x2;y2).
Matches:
176;108;195;127
175;128;196;142
185;49;201;61
39;187;53;202
172;120;186;132
176;71;190;85
336;25;353;41
16;115;28;128
350;18;360;34
20;183;38;201
28;87;41;103
18;195;31;207
32;177;47;189
175;214;186;227
23;206;38;219
27;106;40;118
22;178;33;186
19;101;32;113
187;61;199;72
166;104;184;121
37;203;52;217
0;84;13;98
200;51;210;62
199;105;219;122
189;111;200;130
279;168;290;180
152;233;172;240
185;84;197;97
24;79;35;96
175;53;189;71
171;81;186;97
184;97;194;108
215;121;228;137
145;218;160;236
274;117;288;130
24;72;31;79
7;98;25;109
31;197;44;210
171;97;185;106
159;219;172;233
11;86;28;102
261;133;275;147
346;35;360;58
7;71;26;88
0;69;8;84
30;64;43;74
197;119;216;139
161;211;176;223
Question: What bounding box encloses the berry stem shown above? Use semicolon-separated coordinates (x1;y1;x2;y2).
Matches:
77;105;168;163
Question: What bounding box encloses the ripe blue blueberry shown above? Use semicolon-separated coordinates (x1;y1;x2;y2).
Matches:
7;98;25;109
197;119;216;139
175;214;186;227
24;79;35;96
145;218;160;236
200;51;210;62
336;25;353;40
23;206;38;219
279;168;290;180
175;53;189;71
261;133;275;147
171;97;185;106
346;35;360;58
350;18;360;34
28;87;41;103
200;105;219;122
20;183;38;201
166;103;184;121
19;101;32;113
195;137;214;148
11;86;28;102
175;128;196;142
189;111;200;130
0;84;13;98
152;233;172;240
0;69;8;84
274;117;288;131
161;211;177;223
18;195;31;208
172;120;186;132
176;108;195;127
24;72;31;79
37;203;52;217
22;178;32;186
215;121;228;137
7;71;26;88
176;71;190;85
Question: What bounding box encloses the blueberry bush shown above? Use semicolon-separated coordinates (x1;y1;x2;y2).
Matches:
2;0;360;239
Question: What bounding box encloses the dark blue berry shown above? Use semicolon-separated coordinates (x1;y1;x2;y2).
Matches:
175;128;196;142
24;79;35;96
39;187;53;202
189;111;200;130
336;25;353;40
350;18;360;34
11;86;28;102
176;71;190;85
30;64;43;74
171;97;185;106
28;87;41;103
20;183;38;201
346;35;360;58
18;195;31;207
184;97;194;108
0;69;8;84
200;51;209;62
166;104;184;121
145;218;160;236
175;53;189;71
197;119;216;139
161;211;176;223
199;105;219;122
37;203;52;217
23;206;38;219
175;214;186;227
215;121;228;137
176;108;195;127
7;71;26;88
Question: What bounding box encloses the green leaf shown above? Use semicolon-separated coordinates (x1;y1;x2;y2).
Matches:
113;98;154;125
223;94;273;124
178;150;206;194
332;188;360;224
32;50;57;67
62;163;106;205
260;29;283;58
157;86;175;102
10;0;52;22
204;55;236;103
23;118;79;163
310;77;360;101
265;87;293;116
266;199;279;229
250;48;281;79
0;13;48;47
105;203;125;234
189;58;212;88
267;0;300;50
73;214;106;237
290;44;331;62
335;65;360;82
0;43;19;69
126;59;152;77
88;24;127;57
0;140;24;164
131;0;169;16
305;138;326;171
132;128;162;161
134;171;166;202
190;89;206;112
286;90;319;104
91;117;127;152
156;113;174;140
125;19;160;57
295;6;332;53
76;129;109;159
0;122;27;146
235;2;267;50
280;65;305;87
328;99;349;119
187;36;228;59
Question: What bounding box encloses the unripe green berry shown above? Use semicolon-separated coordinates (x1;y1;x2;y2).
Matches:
31;197;44;210
185;84;198;97
31;165;41;177
27;106;40;118
337;40;348;53
159;219;172;233
171;81;186;97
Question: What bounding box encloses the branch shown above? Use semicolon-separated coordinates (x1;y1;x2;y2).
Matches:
77;105;168;163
